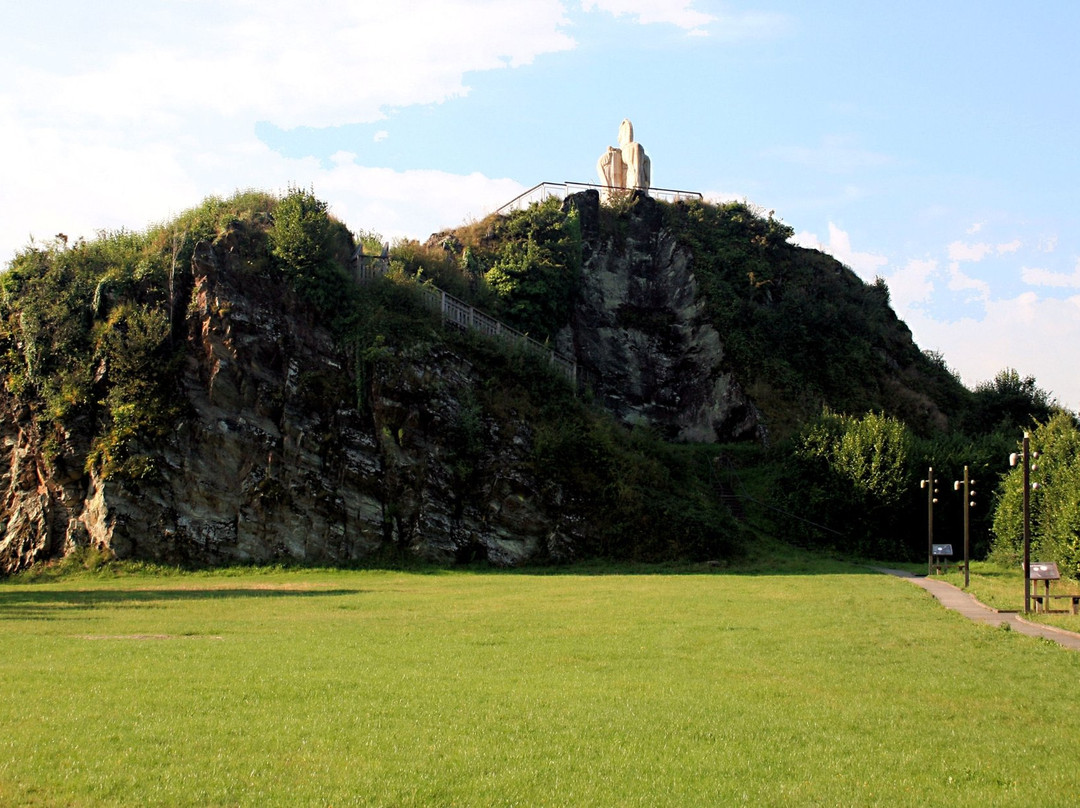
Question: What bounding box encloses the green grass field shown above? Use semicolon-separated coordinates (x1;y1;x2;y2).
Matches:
2;561;1079;806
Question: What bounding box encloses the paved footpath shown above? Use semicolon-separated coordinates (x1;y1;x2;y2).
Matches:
874;567;1080;652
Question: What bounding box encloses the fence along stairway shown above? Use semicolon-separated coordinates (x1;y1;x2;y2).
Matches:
351;243;578;386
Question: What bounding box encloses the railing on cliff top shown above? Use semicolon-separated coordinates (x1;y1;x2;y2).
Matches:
496;181;703;216
352;245;577;386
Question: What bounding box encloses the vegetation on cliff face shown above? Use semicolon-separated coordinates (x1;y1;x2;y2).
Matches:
420;195;1077;565
1;188;1075;572
0;190;747;570
1;222;181;480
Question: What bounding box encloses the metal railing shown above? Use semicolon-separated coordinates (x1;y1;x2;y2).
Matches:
496;181;704;216
352;249;577;386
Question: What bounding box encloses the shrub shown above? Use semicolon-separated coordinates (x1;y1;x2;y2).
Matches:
991;413;1080;577
269;187;354;313
779;409;914;558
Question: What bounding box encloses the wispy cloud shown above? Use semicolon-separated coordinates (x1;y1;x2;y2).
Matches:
946;262;991;301
579;0;789;38
581;0;714;33
947;241;993;262
947;238;1022;262
1021;260;1080;289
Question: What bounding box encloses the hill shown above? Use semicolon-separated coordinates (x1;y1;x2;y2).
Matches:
0;188;1055;572
429;189;968;441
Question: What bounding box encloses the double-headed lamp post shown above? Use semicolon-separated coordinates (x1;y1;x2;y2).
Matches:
920;467;938;575
953;466;976;588
1009;432;1041;613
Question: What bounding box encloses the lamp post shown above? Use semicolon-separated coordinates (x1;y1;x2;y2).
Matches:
1009;433;1041;613
953;466;975;588
920;467;938;575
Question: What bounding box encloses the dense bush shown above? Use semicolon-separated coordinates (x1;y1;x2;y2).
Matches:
270;187;355;314
0;229;180;477
394;198;583;342
777;410;914;558
991;413;1080;576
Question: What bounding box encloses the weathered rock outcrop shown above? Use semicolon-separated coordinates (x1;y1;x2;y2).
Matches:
0;237;584;572
0;190;772;574
558;190;762;442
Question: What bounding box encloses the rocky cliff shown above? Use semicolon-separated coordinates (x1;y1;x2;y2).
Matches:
0;229;595;573
0;184;956;573
556;191;762;443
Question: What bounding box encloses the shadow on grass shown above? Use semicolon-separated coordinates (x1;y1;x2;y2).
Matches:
0;588;365;621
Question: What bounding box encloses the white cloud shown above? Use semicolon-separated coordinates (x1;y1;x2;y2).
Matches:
946;238;1020;262
946;262;991;301
581;0;714;32
790;223;888;281
580;0;789;38
1021;260;1080;289
947;240;993;262
904;293;1080;412
0;1;575;262
884;258;936;310
316;158;525;240
373;131;389;143
0;111;523;260
966;222;984;234
3;1;576;131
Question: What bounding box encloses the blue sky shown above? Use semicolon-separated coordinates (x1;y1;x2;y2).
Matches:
2;1;1078;411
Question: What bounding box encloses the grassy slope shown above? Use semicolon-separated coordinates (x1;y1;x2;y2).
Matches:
2;565;1079;806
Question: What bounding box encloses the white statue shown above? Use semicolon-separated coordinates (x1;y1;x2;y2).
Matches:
619;119;651;190
596;146;625;192
597;119;651;199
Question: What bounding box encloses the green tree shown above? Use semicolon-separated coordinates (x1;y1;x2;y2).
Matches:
781;410;913;557
270;187;353;313
962;368;1056;434
991;413;1080;576
483;197;582;339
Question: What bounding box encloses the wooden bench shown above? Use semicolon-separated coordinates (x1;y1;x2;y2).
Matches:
1031;593;1080;614
1026;562;1080;614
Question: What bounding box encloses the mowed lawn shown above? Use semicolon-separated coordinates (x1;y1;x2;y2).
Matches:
2;564;1079;806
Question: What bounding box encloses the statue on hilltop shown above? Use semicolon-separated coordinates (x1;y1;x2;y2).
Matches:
597;119;651;199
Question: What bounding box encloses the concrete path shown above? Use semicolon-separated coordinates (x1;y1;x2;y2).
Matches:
874;567;1080;651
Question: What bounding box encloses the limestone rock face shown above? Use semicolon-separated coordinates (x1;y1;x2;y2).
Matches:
0;236;582;573
558;190;762;443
